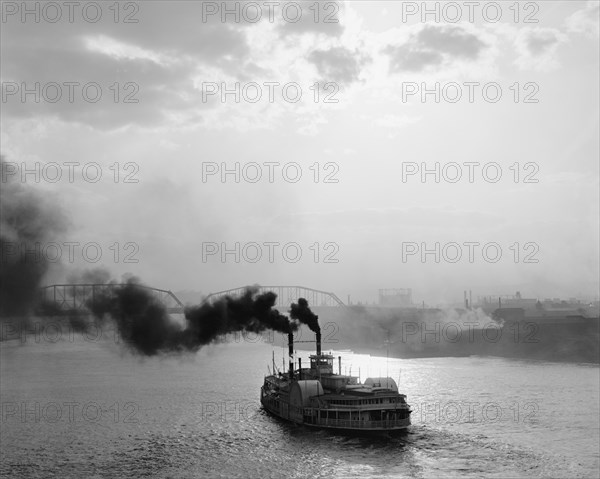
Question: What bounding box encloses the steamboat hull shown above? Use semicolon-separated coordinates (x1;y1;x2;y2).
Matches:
261;387;411;434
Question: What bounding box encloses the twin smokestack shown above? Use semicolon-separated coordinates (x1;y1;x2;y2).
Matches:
288;326;322;380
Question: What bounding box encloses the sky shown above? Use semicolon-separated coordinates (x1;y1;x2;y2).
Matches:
1;0;599;305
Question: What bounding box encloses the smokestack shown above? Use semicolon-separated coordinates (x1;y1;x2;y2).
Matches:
316;330;321;356
298;358;302;379
338;356;342;375
288;332;294;380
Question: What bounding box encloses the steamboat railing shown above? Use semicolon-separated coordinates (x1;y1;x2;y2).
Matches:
316;418;410;429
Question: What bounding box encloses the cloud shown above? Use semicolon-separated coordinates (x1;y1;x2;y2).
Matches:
384;24;488;73
277;2;344;37
84;35;169;65
0;3;251;130
514;27;568;71
1;40;208;130
566;1;600;37
1;2;356;133
417;24;487;58
307;47;369;84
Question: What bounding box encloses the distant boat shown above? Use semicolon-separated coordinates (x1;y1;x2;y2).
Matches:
260;329;411;434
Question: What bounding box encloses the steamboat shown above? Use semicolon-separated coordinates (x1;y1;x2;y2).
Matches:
260;330;411;433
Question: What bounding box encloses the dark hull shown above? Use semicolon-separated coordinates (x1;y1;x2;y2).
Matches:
261;392;411;435
261;404;410;436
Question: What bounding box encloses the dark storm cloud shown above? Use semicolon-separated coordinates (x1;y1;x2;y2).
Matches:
1;2;356;129
0;2;250;129
385;25;488;72
0;2;250;65
1;44;205;129
307;47;368;84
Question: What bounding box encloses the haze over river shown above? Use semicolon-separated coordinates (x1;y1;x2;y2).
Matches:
1;336;598;478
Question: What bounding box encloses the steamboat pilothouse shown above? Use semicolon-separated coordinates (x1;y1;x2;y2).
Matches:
260;330;412;433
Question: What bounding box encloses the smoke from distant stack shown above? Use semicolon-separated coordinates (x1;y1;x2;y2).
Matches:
0;156;67;318
0;155;324;356
88;282;319;356
290;297;320;333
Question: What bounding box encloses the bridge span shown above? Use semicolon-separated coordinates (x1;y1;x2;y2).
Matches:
204;285;346;308
38;284;345;315
39;284;186;314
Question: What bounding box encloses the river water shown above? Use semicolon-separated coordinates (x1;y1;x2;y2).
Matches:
1;336;598;478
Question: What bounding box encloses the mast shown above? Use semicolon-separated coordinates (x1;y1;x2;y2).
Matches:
288;332;294;380
386;330;390;380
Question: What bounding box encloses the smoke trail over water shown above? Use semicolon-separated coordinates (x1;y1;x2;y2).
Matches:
88;280;311;356
0;155;321;356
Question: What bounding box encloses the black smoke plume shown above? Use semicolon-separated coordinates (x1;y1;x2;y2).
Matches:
0;155;318;356
88;277;185;355
0;156;67;317
88;281;299;356
185;286;298;342
289;297;320;333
